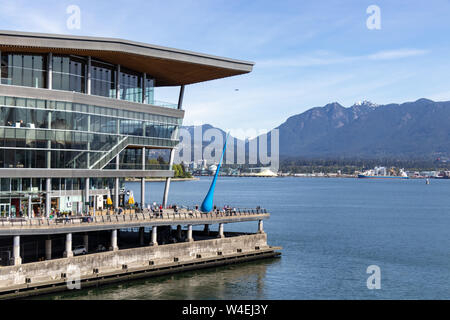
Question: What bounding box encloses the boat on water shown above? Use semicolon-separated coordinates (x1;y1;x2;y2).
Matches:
358;166;409;179
358;174;409;179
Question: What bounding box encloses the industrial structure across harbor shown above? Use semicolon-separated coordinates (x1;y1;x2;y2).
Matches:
0;30;280;298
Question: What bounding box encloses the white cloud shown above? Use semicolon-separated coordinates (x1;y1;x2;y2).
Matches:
258;48;430;68
0;2;66;34
367;49;429;60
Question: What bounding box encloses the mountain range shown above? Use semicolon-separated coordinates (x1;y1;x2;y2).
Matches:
179;98;450;161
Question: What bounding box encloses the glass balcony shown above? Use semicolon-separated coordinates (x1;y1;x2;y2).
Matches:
151;100;178;109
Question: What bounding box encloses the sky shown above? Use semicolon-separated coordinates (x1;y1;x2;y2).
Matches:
2;0;450;137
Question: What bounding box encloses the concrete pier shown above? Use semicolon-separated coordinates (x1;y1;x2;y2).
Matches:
139;227;145;246
218;223;225;238
258;220;264;234
187;225;193;242
111;230;119;251
45;238;52;260
151;226;158;246
83;233;89;252
176;225;182;241
12;236;21;266
0;233;280;299
64;233;73;258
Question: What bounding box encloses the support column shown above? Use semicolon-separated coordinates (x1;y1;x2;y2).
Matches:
116;64;121;100
64;233;73;258
141;147;146;209
142;72;147;104
114;177;120;210
176;225;182;240
203;224;210;235
12;236;21;266
85;177;90;215
162;148;176;208
140;178;145;209
86;115;91;167
45;237;52;260
258;220;265;234
83;233;89;253
47;52;52;89
139;227;145;246
187;225;193;242
150;226;158;246
46;178;51;218
218;223;225;238
110;229;119;251
46;110;51;218
28;194;32;218
86;56;91;95
178;85;185;110
47;111;52;169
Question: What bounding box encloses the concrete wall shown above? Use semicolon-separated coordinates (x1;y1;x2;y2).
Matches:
0;234;268;289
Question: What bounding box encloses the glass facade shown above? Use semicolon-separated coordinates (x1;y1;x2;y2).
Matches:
91;60;116;98
110;147;171;171
120;67;142;103
0;177;116;194
0;45;189;218
0;96;180;169
145;78;155;105
0;52;172;109
0;53;172;108
52;55;86;93
1;53;47;88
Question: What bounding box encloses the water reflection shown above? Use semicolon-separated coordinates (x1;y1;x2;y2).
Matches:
38;258;279;300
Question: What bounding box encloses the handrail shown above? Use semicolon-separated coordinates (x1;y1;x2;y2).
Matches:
90;136;129;169
0;207;269;229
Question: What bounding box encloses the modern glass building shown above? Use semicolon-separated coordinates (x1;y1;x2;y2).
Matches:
0;30;253;218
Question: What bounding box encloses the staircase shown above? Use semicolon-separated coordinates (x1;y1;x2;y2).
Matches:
89;136;129;169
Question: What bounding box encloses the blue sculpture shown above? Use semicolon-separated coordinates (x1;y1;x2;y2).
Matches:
200;133;230;212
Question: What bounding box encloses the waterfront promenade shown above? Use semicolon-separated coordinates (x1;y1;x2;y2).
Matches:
0;208;269;235
0;207;274;299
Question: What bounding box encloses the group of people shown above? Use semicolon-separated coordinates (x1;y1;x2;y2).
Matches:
6;120;24;127
48;209;74;219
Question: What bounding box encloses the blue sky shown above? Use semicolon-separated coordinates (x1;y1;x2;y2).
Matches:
2;0;450;136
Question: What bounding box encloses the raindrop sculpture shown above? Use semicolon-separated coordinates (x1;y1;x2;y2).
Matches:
200;133;230;212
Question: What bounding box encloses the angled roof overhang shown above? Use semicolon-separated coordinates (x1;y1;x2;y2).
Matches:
0;30;254;87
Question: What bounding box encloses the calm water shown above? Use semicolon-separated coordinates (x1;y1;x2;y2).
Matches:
43;177;450;299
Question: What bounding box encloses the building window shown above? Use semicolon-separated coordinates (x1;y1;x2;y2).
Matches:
1;53;47;88
52;55;86;93
91;61;115;98
145;77;155;104
119;68;142;103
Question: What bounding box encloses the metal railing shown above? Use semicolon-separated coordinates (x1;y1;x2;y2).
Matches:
151;100;178;109
0;207;269;228
90;136;128;169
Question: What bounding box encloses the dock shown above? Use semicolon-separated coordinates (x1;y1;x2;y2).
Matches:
0;208;280;299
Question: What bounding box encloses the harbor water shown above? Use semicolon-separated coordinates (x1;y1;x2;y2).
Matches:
42;177;450;299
